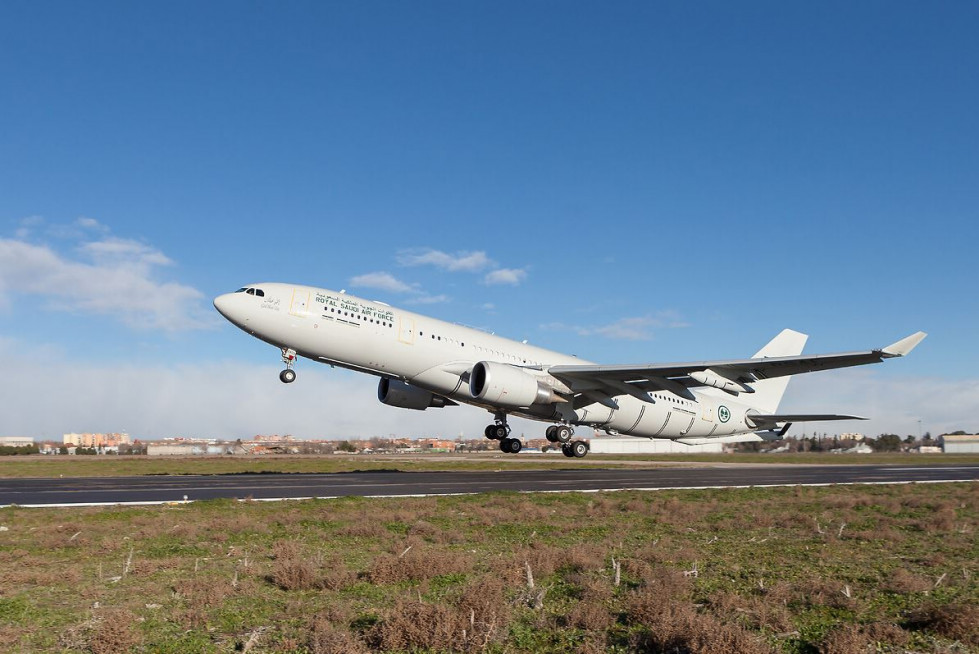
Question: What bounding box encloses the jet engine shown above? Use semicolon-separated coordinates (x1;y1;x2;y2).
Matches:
377;379;453;410
469;361;560;408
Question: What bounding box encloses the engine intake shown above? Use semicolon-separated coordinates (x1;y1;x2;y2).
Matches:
378;379;452;410
469;361;559;408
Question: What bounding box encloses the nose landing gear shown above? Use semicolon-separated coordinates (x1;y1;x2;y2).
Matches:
279;348;297;384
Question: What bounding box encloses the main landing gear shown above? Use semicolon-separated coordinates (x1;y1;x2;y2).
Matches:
484;413;522;454
279;348;297;384
546;425;589;458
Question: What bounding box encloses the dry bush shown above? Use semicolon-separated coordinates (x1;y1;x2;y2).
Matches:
798;578;856;610
367;597;461;652
0;556;83;588
367;546;474;585
267;540;356;591
337;515;389;538
173;576;235;627
628;603;773;654
490;543;561;584
560;544;607;574
626;567;694;617
884;567;933;594
566;593;614;630
307;614;368;654
86;609;142;654
456;574;509;629
905;602;979;645
706;589;792;633
819;622;908;654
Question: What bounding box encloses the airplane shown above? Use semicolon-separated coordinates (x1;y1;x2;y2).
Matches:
214;283;926;457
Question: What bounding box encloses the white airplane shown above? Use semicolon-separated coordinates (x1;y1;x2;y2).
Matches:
214;283;926;457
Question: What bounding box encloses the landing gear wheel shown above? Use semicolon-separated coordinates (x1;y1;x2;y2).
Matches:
545;426;558;443
555;425;573;443
279;369;297;384
484;425;497;440
571;440;589;458
561;443;574;458
500;437;523;454
492;424;509;440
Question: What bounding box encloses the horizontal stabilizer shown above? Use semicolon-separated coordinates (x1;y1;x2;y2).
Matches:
748;413;866;428
882;331;927;357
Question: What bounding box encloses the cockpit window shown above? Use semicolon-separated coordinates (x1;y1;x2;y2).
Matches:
255;289;265;297
236;288;248;293
246;288;256;295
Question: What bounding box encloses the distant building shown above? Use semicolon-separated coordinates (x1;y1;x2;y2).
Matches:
939;434;979;454
0;436;34;447
586;437;723;454
147;442;237;456
63;432;130;448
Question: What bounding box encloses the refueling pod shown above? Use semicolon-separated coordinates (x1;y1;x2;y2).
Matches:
378;378;455;410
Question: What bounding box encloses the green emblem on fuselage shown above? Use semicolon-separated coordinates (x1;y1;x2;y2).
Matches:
718;405;731;423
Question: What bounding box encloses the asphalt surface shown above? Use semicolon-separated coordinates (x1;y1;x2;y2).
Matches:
1;464;977;507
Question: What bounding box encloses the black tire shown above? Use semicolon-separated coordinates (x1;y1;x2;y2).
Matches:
545;426;557;443
493;425;509;440
555;425;572;443
571;440;589;458
561;443;574;458
508;438;522;454
484;425;496;440
499;438;512;452
279;369;296;384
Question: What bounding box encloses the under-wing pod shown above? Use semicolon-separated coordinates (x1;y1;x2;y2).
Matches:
688;368;755;395
378;379;456;410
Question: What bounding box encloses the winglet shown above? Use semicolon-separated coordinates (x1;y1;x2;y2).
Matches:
882;331;927;357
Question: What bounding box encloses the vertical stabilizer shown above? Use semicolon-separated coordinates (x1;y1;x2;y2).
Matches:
747;329;808;413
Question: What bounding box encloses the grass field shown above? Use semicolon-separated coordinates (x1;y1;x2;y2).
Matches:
1;482;977;653
2;452;979;478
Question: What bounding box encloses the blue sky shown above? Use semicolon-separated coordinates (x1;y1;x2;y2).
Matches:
2;2;977;440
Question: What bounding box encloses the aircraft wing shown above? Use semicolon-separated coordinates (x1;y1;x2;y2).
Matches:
547;331;926;404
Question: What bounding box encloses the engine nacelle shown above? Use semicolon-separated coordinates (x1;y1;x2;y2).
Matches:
378;379;451;411
469;361;559;408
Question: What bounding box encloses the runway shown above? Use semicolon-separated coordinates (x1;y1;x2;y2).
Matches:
1;464;977;507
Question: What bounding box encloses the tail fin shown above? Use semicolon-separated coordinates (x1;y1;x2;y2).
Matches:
747;329;808;413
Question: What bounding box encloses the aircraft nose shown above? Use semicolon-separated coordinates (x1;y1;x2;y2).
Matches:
213;293;235;319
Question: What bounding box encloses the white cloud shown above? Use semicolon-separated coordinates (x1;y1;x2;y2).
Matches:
0;231;216;331
483;268;527;286
397;249;493;272
76;217;109;233
349;272;418;294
